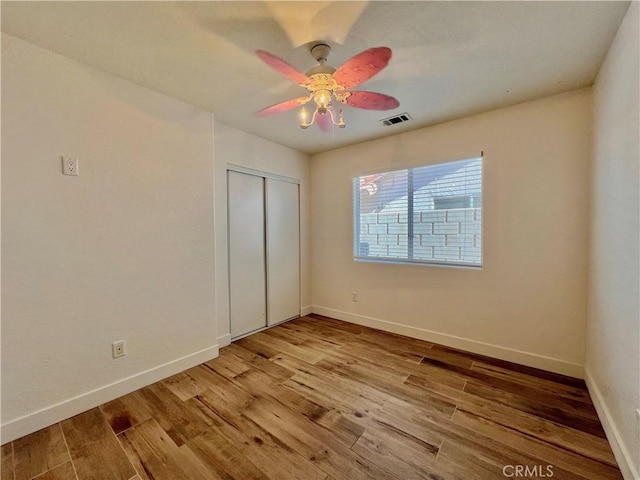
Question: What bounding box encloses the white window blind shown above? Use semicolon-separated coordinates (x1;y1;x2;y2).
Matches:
353;156;483;268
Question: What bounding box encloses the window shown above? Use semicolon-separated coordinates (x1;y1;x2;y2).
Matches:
353;157;483;267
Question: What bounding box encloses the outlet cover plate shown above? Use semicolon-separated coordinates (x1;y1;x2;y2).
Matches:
62;156;79;176
112;340;126;359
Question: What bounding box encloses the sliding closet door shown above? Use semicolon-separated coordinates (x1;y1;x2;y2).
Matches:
228;171;267;338
266;178;300;325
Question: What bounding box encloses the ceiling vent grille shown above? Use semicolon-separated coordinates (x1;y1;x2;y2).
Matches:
380;112;412;126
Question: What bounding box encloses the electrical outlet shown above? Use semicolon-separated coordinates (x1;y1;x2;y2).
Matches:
112;340;126;359
352;291;359;302
62;156;79;176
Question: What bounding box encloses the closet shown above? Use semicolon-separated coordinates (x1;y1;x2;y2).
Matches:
227;168;300;339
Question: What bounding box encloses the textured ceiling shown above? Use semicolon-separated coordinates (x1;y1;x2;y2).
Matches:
1;1;630;154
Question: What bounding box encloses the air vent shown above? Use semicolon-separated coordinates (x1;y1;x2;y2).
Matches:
380;113;412;126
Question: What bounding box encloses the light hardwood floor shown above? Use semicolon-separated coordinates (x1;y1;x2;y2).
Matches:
1;314;623;480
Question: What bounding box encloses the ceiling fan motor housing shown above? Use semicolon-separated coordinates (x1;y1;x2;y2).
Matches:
310;43;331;63
306;44;336;77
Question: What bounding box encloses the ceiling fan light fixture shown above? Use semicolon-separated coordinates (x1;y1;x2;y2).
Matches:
300;107;310;129
299;86;346;129
256;43;397;132
299;101;345;129
314;89;331;109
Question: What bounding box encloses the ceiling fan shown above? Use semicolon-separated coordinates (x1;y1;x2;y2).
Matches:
255;43;400;130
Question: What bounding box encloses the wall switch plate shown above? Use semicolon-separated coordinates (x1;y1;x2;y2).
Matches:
352;291;359;302
62;156;79;176
112;340;126;359
636;409;640;439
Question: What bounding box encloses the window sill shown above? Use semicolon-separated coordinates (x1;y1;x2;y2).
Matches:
354;256;483;270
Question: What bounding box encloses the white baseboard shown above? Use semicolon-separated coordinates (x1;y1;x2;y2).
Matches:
585;370;639;480
1;345;219;444
311;305;584;378
217;333;232;348
301;305;312;316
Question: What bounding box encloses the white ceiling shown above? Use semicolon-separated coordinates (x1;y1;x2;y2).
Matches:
1;1;630;155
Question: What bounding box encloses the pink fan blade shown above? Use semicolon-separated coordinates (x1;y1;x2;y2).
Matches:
345;91;399;110
316;111;331;131
256;96;309;117
332;47;392;88
257;50;310;85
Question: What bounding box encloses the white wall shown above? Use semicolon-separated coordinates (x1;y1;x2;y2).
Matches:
213;122;311;347
586;2;640;479
311;89;592;377
1;34;217;442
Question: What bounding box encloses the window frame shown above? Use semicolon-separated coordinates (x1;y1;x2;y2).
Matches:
353;156;484;269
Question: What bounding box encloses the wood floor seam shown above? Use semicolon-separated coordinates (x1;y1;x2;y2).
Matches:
456;400;611;457
100;413;138;438
28;459;72;480
454;404;617;467
450;405;458;421
58;425;79;480
11;439;16;480
99;407;138;476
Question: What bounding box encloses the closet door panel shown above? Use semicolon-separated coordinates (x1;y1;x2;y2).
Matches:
266;178;300;325
228;171;267;338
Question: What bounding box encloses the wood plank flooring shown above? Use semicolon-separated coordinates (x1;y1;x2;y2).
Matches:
1;314;623;480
